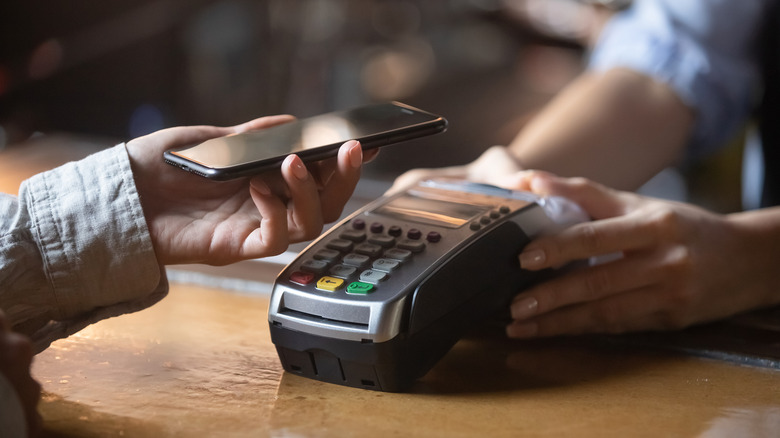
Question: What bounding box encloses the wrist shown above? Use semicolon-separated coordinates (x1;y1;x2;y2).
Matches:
727;207;780;307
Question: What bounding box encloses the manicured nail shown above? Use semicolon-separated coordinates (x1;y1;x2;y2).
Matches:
519;248;546;269
346;140;362;168
250;179;272;196
286;154;308;180
529;175;552;195
506;322;538;339
511;296;539;320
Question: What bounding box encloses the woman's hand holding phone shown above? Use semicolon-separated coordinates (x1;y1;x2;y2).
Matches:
163;102;446;180
127;115;376;266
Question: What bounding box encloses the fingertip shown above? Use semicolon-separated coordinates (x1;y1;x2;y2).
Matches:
234;114;296;133
528;173;557;196
519;248;547;270
283;154;308;181
510;296;539;320
5;332;34;363
339;140;362;169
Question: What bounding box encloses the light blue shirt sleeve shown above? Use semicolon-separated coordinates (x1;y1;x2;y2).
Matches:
588;0;772;159
0;144;168;353
0;144;170;428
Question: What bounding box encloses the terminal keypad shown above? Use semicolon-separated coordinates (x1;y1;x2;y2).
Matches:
290;219;438;295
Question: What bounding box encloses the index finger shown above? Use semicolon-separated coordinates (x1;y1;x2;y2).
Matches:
519;214;659;270
317;140;365;223
129;114;296;153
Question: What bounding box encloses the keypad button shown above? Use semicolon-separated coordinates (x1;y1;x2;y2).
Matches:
397;239;426;253
489;210;501;219
359;270;388;284
329;264;358;279
290;271;316;286
384;248;412;262
426;231;441;243
388;225;402;237
313;249;341;263
407;228;422;240
470;222;481;231
346;281;375;295
351;218;366;229
301;259;328;273
368;235;396;248
370;222;384;234
499;205;510;214
342;253;370;268
352;219;366;230
316;276;344;292
480;216;491;225
372;258;400;272
340;229;367;243
326;239;354;253
354;243;383;257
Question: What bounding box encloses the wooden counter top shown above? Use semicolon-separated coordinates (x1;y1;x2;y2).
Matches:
6;135;779;436
33;281;780;438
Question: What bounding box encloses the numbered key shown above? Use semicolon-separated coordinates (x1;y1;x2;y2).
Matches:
359;269;388;284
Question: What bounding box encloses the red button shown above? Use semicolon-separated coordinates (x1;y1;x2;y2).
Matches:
290;271;316;285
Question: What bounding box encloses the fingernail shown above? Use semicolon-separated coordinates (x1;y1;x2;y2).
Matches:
250;179;271;196
346;140;362;168
511;296;538;320
506;322;538;339
286;154;308;180
529;175;552;195
519;248;546;269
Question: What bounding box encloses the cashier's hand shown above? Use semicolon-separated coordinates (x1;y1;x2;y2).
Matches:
0;310;42;438
505;171;780;338
388;146;523;194
127;116;377;265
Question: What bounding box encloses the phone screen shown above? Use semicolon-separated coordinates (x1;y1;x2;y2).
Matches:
164;102;446;179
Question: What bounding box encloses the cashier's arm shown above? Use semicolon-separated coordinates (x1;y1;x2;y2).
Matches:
390;68;693;193
505;172;780;338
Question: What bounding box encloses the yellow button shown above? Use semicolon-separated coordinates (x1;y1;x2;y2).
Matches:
316;276;344;292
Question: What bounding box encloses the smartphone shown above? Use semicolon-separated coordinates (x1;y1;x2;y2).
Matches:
163;101;447;180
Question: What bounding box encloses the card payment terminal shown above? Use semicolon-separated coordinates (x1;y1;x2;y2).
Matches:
268;179;588;391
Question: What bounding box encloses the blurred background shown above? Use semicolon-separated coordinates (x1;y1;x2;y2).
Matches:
0;0;742;210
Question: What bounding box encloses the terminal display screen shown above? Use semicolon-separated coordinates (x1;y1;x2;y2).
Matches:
374;193;487;228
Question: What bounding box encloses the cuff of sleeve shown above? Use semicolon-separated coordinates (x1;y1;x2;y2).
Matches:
23;144;166;322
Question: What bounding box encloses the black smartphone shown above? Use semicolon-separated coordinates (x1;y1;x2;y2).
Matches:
163;101;447;180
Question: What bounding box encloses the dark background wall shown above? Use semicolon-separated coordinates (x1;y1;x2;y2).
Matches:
0;0;587;180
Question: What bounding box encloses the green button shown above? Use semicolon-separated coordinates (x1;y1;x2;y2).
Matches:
346;281;375;295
